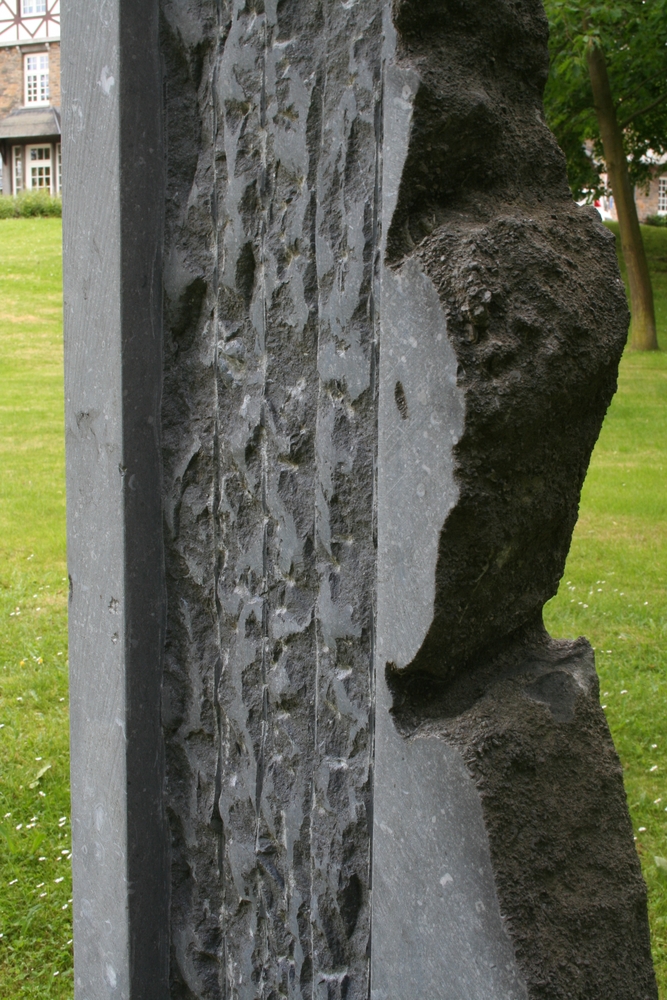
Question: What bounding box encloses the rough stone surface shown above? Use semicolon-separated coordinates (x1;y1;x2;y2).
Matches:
160;1;380;996
156;2;656;1000
385;0;629;683
389;630;656;1000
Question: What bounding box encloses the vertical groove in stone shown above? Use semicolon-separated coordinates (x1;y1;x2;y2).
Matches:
160;2;383;996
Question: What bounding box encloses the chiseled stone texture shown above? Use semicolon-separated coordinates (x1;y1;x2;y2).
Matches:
160;1;380;996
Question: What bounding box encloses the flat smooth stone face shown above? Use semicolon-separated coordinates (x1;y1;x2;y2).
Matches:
371;712;527;1000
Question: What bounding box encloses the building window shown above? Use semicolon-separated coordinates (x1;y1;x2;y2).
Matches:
27;145;51;190
658;177;667;215
56;142;61;193
22;0;47;14
25;53;49;105
13;146;23;193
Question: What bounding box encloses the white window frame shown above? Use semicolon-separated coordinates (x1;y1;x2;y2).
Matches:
24;52;49;106
658;177;667;216
56;142;61;194
26;144;52;192
22;0;47;14
13;145;23;194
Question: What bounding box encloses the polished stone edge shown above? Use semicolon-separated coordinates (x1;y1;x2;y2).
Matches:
63;0;168;995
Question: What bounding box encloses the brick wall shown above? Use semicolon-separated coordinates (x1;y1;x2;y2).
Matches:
635;177;661;222
0;42;61;118
49;42;60;107
0;47;22;119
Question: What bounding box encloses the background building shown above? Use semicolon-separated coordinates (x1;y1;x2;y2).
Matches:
595;167;667;225
0;1;60;196
634;163;667;222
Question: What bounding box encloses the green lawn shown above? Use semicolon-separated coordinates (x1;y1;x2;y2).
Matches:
0;219;71;996
0;218;666;997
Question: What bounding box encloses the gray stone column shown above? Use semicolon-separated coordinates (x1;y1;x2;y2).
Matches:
64;1;658;999
63;0;168;996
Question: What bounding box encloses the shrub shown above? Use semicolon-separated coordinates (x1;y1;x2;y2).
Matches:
0;192;62;218
643;213;667;227
0;196;15;219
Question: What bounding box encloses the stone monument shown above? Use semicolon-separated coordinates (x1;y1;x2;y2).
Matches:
62;0;658;997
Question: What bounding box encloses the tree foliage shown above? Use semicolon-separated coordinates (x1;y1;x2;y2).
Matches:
544;0;667;201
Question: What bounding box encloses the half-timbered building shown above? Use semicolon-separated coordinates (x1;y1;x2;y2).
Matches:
0;1;60;195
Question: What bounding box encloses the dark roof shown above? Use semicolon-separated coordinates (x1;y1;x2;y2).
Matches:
0;105;60;140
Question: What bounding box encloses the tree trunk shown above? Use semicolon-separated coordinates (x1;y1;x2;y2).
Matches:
587;43;659;351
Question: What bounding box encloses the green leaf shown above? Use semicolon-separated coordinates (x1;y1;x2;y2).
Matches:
28;763;50;789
